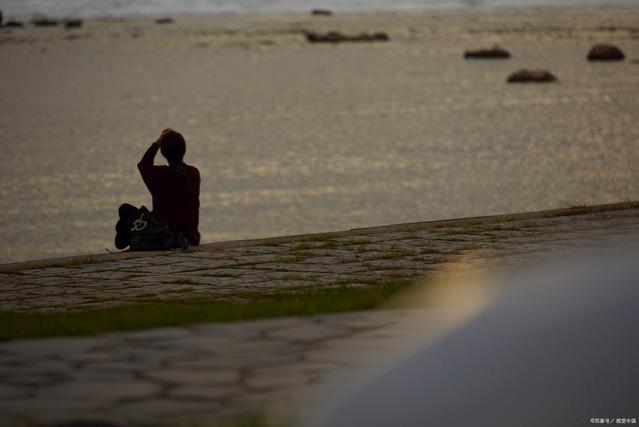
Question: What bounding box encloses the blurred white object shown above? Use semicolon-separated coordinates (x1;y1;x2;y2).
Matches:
323;251;639;427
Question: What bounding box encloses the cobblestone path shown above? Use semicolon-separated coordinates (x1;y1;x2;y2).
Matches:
0;309;462;427
2;203;639;426
2;203;639;312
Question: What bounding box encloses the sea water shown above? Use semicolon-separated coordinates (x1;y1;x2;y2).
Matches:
1;5;639;263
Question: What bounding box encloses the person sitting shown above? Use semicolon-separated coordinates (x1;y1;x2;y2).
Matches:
137;128;201;246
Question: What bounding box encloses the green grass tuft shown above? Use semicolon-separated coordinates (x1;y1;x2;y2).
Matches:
0;280;419;342
274;251;314;264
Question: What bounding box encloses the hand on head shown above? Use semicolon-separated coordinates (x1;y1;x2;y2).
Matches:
155;128;175;146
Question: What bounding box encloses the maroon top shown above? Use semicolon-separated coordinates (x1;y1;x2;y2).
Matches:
138;143;201;245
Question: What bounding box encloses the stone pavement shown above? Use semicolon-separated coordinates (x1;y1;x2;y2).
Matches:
0;308;466;427
2;202;639;426
3;203;639;312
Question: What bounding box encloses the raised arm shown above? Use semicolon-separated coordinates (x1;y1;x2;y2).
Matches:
138;129;175;191
138;142;160;168
137;139;162;192
138;129;173;168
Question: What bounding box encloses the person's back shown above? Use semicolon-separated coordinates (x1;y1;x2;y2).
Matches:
137;129;201;246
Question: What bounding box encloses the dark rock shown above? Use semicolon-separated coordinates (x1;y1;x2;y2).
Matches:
1;10;3;26
371;32;389;41
305;31;337;43
311;9;333;16
305;31;389;44
32;17;59;27
65;33;90;40
507;69;557;83
64;19;83;28
464;45;511;59
155;17;174;24
4;20;24;27
587;44;625;61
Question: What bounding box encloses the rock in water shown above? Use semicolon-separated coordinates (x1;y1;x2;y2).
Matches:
311;9;333;16
305;31;389;44
0;10;3;26
32;18;59;27
507;69;557;83
371;32;390;41
155;17;174;24
64;19;82;29
464;45;511;59
587;44;625;61
4;20;24;27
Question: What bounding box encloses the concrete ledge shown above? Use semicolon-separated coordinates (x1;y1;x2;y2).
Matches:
2;201;638;273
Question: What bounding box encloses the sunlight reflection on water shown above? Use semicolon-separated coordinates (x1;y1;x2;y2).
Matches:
1;32;638;262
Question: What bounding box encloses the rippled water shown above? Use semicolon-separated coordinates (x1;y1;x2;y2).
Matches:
1;11;639;263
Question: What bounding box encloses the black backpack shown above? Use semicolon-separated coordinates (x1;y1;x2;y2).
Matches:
115;203;188;251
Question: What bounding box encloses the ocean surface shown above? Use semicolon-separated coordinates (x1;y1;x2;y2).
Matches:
1;7;639;264
1;0;638;19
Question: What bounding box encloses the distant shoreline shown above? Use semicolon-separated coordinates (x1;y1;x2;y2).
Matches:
2;0;639;20
2;3;639;26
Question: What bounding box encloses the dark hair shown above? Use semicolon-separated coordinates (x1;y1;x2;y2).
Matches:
159;130;190;184
160;130;186;164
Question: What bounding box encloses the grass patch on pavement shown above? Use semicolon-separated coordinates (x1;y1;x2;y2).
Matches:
274;251;315;264
0;279;418;342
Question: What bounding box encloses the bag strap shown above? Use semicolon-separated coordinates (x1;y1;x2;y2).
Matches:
131;213;148;232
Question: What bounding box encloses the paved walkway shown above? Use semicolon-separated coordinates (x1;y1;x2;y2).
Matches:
0;308;466;427
2;203;639;426
2;203;639;312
